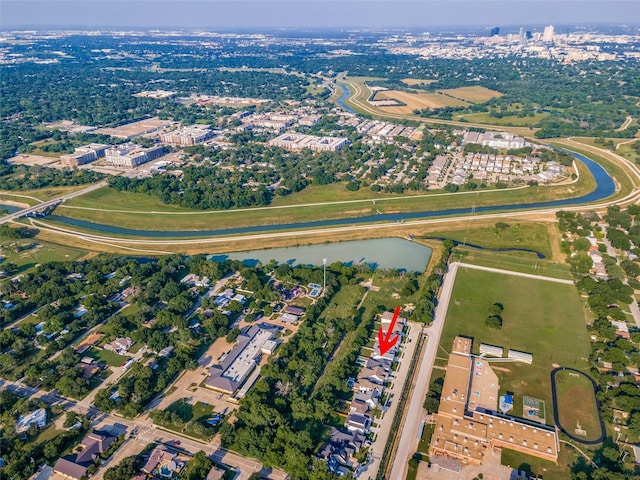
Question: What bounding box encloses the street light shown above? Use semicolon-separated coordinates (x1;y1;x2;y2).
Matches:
323;258;327;296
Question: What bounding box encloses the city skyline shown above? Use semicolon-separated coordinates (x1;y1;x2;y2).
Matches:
2;0;639;30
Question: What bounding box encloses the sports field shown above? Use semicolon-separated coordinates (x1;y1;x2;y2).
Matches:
553;369;603;443
440;267;591;425
439;86;504;103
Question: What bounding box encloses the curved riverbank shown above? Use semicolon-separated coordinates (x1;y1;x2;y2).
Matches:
38;150;615;238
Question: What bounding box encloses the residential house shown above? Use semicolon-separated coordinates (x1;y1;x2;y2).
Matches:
358;366;387;384
104;337;134;354
349;399;370;416
53;430;116;480
318;428;365;476
353;390;380;409
142;446;178;475
345;413;371;434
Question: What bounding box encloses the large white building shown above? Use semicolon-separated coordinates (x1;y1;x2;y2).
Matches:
60;144;108;167
269;133;349;152
463;131;525;150
104;143;164;169
543;25;555;42
161;125;214;146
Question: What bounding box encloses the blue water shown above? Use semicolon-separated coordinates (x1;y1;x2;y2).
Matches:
8;150;616;239
335;82;356;114
0;204;21;214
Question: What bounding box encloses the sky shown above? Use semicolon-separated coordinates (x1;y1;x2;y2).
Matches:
1;0;638;30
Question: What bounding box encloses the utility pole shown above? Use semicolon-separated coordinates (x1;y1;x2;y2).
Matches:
323;258;327;296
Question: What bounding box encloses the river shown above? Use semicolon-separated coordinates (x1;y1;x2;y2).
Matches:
210;238;432;273
335;82;356;114
14;150;613;239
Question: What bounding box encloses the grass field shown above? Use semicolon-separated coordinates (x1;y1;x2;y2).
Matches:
617;140;640;164
439;86;504;103
0;237;88;276
453;247;573;280
374;90;469;114
453;111;549;127
419;221;554;259
554;369;602;443
401;78;436;86
441;267;591;427
154;399;219;440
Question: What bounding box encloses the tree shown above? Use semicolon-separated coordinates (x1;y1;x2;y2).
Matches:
488;302;504;315
226;328;241;343
486;315;503;329
182;451;213;480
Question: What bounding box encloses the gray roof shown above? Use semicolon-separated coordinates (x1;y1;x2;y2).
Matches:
54;458;87;480
205;322;280;393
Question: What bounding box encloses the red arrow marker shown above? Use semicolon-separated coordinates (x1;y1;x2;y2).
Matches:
378;306;401;356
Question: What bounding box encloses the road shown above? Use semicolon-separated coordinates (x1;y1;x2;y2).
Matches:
0;180;107;225
358;321;421;479
389;262;577;479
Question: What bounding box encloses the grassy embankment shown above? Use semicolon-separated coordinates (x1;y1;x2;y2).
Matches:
55;157;594;233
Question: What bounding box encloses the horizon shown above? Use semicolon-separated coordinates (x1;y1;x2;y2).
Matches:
2;1;639;30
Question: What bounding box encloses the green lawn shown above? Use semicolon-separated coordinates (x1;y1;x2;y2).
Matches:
86;347;130;367
153;399;219;441
453;247;573;280
361;275;427;313
441;267;591;427
420;221;554;259
0;238;88;276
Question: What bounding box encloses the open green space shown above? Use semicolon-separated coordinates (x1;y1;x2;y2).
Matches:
151;399;222;441
86;347;130;368
452;247;573;281
419;221;554;259
453;111;550;127
0;237;88;277
441;267;591;427
554;369;603;443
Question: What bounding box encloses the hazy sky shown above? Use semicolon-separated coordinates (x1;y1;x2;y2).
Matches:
2;0;638;29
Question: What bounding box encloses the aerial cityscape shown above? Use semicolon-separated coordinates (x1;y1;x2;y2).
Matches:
1;1;639;480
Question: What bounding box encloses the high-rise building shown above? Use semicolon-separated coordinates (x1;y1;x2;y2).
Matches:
543;25;555;42
490;26;500;36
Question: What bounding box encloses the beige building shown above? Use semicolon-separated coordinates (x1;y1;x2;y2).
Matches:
269;133;349;152
429;337;558;466
104;143;164;169
161;125;213;146
60;143;108;167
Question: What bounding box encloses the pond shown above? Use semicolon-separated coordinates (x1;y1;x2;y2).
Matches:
209;237;432;273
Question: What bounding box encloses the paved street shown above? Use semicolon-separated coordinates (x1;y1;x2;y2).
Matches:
358;320;421;479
